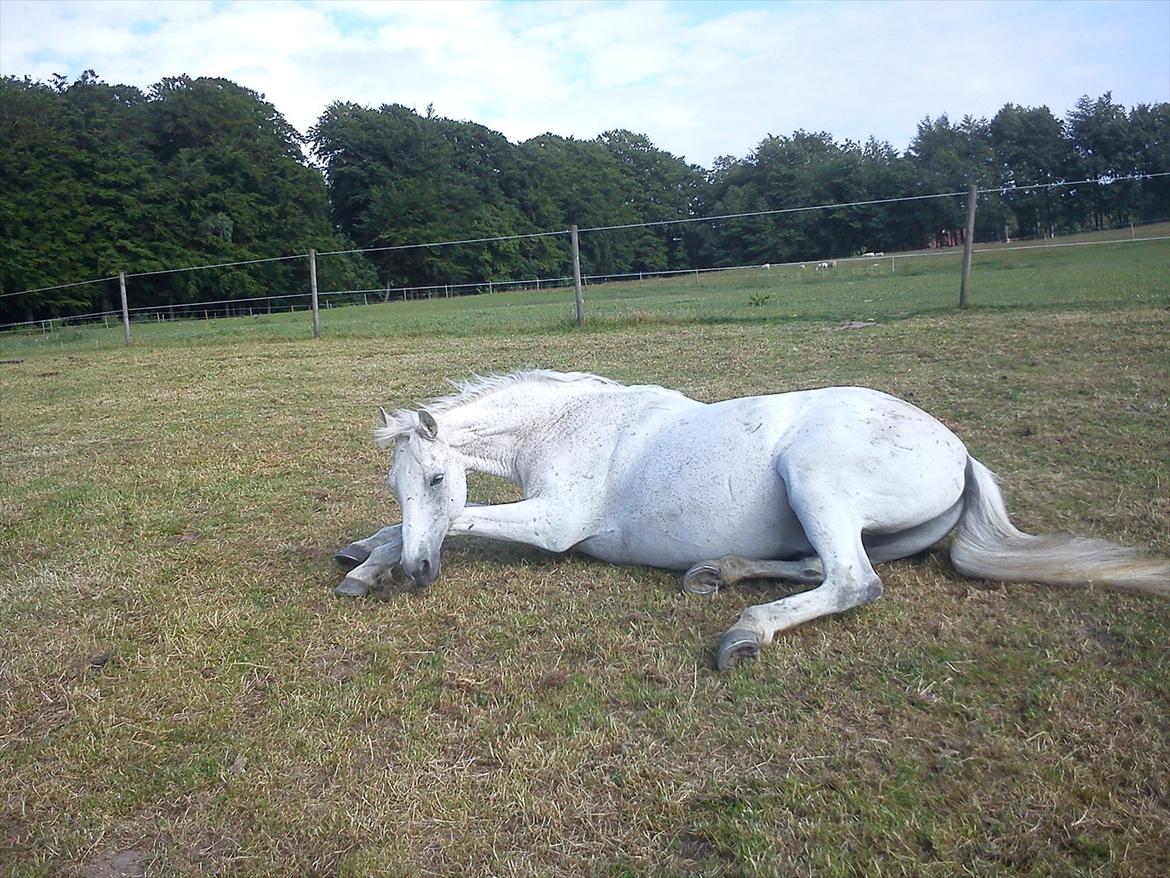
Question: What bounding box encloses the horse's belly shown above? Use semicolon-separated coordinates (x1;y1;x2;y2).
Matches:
576;512;809;569
578;433;812;569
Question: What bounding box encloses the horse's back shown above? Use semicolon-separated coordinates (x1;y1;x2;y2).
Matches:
624;384;966;465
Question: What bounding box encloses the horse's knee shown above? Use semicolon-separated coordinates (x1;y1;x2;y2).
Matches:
855;574;883;605
824;571;882;612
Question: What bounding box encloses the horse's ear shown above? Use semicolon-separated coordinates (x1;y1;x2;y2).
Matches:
417;409;439;439
379;407;392;428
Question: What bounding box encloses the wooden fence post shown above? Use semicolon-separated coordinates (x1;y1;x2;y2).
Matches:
959;182;977;310
118;271;131;346
571;224;585;327
309;249;320;338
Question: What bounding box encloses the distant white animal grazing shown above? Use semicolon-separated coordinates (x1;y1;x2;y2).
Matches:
762;263;771;270
816;262;829;271
336;370;1169;671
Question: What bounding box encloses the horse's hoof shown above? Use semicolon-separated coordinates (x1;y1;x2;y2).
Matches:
716;628;761;672
335;577;370;598
335;544;371;569
682;563;721;596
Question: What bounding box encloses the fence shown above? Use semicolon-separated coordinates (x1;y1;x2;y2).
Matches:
3;175;1168;341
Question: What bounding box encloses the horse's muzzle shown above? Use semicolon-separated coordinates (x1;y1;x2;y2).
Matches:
404;557;440;590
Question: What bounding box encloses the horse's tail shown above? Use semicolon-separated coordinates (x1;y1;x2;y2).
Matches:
950;458;1169;596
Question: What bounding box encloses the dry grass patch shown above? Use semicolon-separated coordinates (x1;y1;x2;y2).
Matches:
1;264;1168;875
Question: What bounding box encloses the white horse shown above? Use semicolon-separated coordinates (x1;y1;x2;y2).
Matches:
335;370;1168;671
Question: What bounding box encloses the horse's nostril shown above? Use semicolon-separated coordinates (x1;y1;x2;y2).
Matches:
419;559;431;575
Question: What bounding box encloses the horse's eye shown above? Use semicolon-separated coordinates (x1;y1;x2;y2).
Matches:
428;474;445;487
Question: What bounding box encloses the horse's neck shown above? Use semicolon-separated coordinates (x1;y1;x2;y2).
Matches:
444;383;595;481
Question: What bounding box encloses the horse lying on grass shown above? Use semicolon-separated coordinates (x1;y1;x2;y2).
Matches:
334;370;1168;671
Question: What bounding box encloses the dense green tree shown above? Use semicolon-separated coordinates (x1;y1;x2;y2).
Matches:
311;105;706;285
703;131;928;265
1126;102;1170;224
597;129;705;271
0;73;156;318
990;104;1070;238
518;132;640;275
0;72;374;323
905;114;1004;244
313;103;548;286
1062;93;1170;231
1066;92;1136;229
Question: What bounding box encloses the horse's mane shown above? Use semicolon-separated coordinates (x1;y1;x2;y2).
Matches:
430;369;617;413
373;369;618;448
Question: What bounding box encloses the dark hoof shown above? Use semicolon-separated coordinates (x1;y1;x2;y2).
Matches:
716;628;762;672
682;563;721;596
335;577;371;598
335;543;371;569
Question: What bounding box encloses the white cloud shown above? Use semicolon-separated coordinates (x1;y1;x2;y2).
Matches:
0;0;1166;166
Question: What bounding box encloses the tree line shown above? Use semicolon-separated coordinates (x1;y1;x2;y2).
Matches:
2;71;1167;323
0;73;375;323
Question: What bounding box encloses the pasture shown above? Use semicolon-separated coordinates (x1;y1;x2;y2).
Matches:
1;237;1168;876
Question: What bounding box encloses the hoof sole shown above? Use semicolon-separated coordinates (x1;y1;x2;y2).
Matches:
335;544;371;569
335;577;371;598
681;563;720;596
716;628;761;672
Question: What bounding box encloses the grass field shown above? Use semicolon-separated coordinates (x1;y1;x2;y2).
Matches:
1;235;1168;876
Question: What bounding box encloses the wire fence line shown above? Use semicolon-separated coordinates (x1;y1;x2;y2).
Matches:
2;173;1168;335
314;228;572;258
5;172;1167;299
3;231;1167;335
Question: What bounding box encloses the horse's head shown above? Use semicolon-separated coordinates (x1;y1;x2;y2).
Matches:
379;408;467;589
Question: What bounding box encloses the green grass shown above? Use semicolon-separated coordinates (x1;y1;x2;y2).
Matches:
1;233;1168;876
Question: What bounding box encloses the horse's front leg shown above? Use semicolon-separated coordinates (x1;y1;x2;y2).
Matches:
448;499;587;553
336;524;403;569
335;525;403;597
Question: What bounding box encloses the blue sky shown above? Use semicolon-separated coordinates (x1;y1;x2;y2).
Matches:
1;0;1167;167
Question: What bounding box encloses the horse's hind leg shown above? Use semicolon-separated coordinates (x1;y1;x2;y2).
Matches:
716;512;881;671
686;498;963;598
336;524;403;569
682;556;823;595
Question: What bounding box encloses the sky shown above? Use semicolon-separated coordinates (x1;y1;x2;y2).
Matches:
1;0;1167;168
